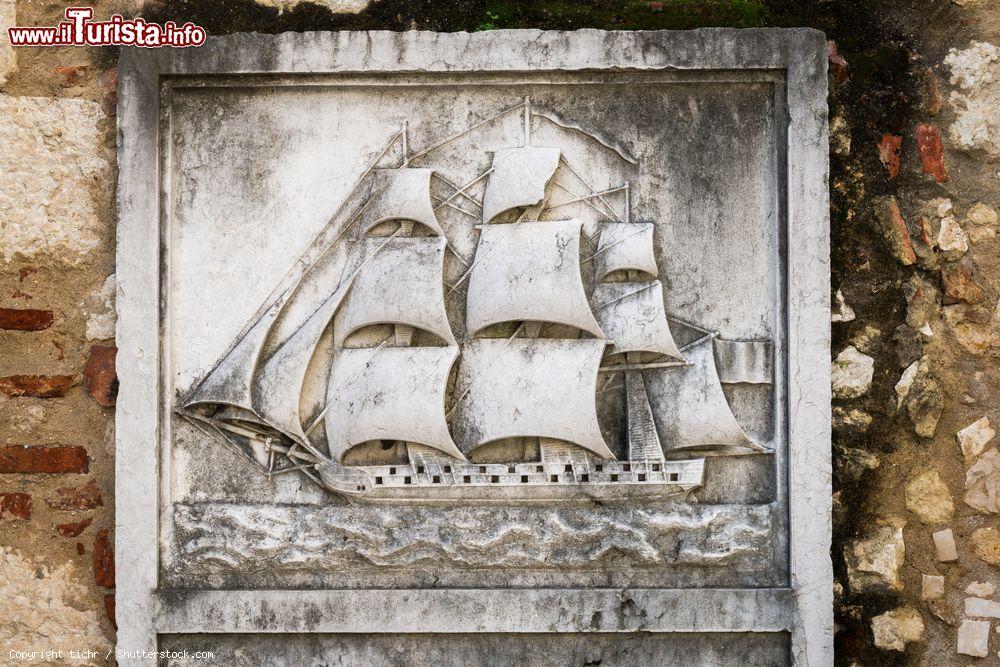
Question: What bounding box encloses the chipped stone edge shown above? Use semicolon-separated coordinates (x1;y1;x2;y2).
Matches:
116;36;162;663
116;28;831;665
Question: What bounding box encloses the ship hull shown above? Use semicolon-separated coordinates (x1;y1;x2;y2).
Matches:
317;458;705;505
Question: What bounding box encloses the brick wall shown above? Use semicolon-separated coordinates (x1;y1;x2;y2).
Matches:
0;0;120;656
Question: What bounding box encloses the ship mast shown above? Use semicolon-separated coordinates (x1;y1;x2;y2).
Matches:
453;116;619;464
589;220;684;463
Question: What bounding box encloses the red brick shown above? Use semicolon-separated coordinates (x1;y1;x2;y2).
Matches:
876;197;916;266
83;345;117;407
0;445;89;474
0;308;54;331
827;40;848;84
93;529;115;588
56;517;93;537
53;64;88;86
919;216;934;246
877;134;902;180
942;258;985;305
0;492;32;519
0;374;75;398
99;70;117;117
46;479;103;510
105;593;116;629
916;124;949;182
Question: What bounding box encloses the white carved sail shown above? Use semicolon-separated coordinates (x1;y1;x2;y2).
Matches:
451;338;614;460
625;370;664;461
481;147;561;224
358;168;444;236
181;170;439;415
180;296;285;412
713;338;773;385
593;222;658;280
591;281;683;360
251;277;357;443
647;337;766;454
324;346;465;463
334;236;455;347
466;219;604;337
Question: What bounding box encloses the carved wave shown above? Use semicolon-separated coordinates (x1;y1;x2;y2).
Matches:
170;502;772;573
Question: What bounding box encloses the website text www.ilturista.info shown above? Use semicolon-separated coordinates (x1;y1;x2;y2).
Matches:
7;7;206;48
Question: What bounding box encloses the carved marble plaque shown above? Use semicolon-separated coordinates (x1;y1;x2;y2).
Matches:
116;30;831;665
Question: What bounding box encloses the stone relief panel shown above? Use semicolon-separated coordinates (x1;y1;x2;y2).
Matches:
117;29;830;664
162;72;787;590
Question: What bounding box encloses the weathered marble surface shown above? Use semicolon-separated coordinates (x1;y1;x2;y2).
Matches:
161;632;790;666
165;502;778;589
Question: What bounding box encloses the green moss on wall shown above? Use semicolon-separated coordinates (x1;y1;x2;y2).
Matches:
471;1;766;31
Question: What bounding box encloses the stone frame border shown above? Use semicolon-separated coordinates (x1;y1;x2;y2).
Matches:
117;29;830;665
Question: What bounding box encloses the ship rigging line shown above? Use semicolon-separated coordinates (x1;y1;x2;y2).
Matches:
548;184;628;209
665;314;716;337
531;108;639;166
591;281;658;310
431;194;478;220
581;224;650;265
599;360;688;372
181;413;325;487
558;156;623;222
407;100;526;163
549;182;617;231
178;127;406;405
432;171;489;211
679;331;718;353
445;233;502;296
432;169;491;214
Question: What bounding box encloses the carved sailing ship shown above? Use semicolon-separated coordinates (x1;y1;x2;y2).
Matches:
178;98;769;504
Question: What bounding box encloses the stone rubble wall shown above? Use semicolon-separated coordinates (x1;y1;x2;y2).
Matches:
0;0;997;664
826;1;1000;659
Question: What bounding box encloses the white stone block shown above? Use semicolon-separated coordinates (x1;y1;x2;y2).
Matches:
933;528;959;562
967;597;1000;618
921;574;945;600
0;95;109;264
957;619;991;657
